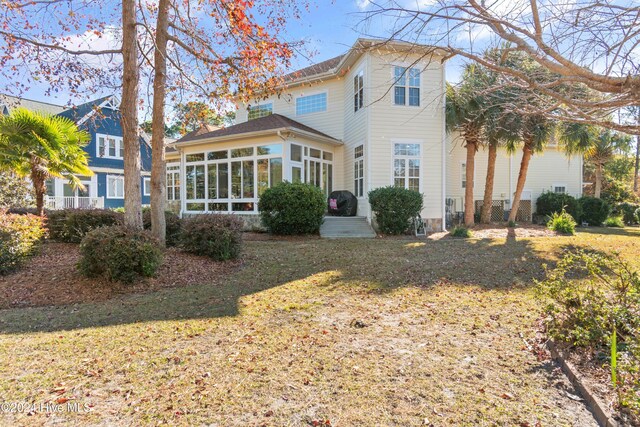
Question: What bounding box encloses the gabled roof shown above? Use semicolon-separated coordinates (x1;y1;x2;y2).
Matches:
284;54;345;82
57;95;114;122
175;113;341;146
0;94;66;116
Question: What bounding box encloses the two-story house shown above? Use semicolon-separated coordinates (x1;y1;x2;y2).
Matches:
1;94;153;209
166;38;582;232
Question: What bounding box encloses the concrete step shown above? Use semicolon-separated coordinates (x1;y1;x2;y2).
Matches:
320;216;376;238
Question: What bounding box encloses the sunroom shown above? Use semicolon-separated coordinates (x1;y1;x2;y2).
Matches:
170;114;343;216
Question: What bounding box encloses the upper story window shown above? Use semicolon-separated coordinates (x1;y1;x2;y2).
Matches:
97;134;124;159
247;103;273;120
393;66;420;107
354;70;364;112
296;93;327;115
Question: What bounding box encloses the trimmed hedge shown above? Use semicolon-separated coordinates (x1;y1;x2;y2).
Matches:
180;214;243;260
48;209;123;242
0;212;46;274
536;192;581;222
142;209;181;246
615;202;639;225
368;186;423;235
578;196;610;226
77;225;163;283
259;182;326;235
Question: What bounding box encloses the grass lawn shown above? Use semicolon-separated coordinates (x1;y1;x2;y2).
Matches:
1;227;639;426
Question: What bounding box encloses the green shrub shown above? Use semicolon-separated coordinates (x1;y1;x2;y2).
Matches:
142;209;181;246
180;214;243;260
368;186;423;235
450;225;472;238
48;209;123;242
636;207;640;225
578;196;610;226
78;225;163;283
536;191;581;221
0;212;45;274
547;210;576;235
259;182;326;235
536;250;640;419
604;216;625;228
615;202;639;225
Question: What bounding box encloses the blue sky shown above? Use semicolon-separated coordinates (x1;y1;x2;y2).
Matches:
16;0;466;108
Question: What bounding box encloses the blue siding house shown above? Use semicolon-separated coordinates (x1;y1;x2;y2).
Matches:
1;94;152;209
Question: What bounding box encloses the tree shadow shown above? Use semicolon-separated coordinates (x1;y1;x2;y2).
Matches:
578;226;640;238
0;235;564;334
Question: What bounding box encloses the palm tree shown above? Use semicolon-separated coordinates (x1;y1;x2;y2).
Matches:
0;108;92;215
507;114;556;223
445;65;489;227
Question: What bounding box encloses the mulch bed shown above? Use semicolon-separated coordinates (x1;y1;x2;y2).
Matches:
0;242;241;310
427;223;558;240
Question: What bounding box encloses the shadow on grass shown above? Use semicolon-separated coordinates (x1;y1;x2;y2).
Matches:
577;226;640;237
0;235;569;334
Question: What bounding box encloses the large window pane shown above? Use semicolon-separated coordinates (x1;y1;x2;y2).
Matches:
218;163;228;198
186;166;195;199
232;202;254;212
270;158;282;187
231;162;241;198
394;87;406;105
195;165;205;199
186;153;204;162
291;144;302;162
186;202;205;211
243;160;254;198
310;148;321;159
208;164;217;199
292;166;302;183
208;150;227;160
296;92;327;115
257;159;269;196
257;144;283;155
209;202;228;211
409;87;420;106
247;103;272;120
231;147;253;158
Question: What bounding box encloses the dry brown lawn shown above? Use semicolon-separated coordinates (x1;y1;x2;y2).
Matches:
1;227;638;426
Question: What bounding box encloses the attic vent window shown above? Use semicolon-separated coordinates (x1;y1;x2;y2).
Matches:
248;103;272;120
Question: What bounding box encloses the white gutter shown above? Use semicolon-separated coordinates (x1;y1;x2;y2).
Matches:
174;127;343;149
441;62;447;232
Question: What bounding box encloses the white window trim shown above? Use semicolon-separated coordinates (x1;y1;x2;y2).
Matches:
143;177;151;196
552;183;568;194
353;68;365;113
461;160;475;190
96;133;124;160
391;64;422;108
390;139;423;193
354;144;365;198
106;174;125;199
295;90;328;116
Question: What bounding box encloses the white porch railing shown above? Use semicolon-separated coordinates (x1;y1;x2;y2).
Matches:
44;196;105;210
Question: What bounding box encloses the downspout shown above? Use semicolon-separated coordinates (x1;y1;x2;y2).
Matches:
441;62;447;231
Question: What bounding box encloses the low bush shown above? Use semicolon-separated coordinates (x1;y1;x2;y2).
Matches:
180;214;243;260
536;251;640;420
6;207;40;216
604;216;625;228
77;225;162;283
142;209;181;246
259;182;325;235
615;202;640;225
547;210;576;235
368;186;423;235
0;212;46;274
578;196;610;226
450;225;472;238
536;191;581;221
48;209;123;242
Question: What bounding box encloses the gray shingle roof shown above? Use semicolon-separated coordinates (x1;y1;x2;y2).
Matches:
176;113;339;144
284;54;345;82
0;94;66;116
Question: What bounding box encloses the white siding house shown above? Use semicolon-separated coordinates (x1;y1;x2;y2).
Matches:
168;38;583;232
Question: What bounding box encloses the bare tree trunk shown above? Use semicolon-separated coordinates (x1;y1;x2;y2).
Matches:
481;142;497;224
508;144;533;223
121;0;142;229
464;139;476;227
595;163;603;198
634;133;639;194
149;0;169;245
